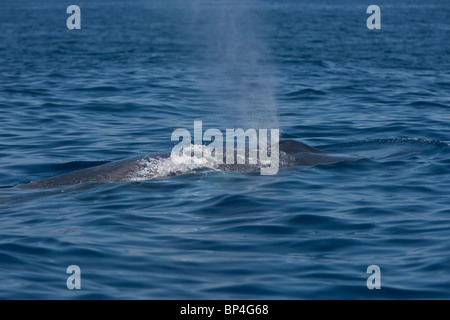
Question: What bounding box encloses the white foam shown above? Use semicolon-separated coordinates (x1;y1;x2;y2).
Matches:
129;144;280;181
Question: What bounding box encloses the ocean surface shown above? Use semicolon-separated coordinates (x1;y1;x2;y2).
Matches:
1;0;449;299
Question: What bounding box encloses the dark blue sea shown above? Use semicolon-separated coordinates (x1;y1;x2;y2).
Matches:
0;0;449;299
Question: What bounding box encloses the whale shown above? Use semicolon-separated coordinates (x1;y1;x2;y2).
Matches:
19;140;355;189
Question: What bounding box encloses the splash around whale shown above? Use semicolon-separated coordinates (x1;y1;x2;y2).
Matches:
19;140;355;189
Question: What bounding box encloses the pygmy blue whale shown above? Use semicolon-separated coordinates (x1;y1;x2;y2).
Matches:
20;140;355;189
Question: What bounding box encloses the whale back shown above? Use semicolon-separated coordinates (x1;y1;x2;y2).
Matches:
279;140;324;154
20;140;354;189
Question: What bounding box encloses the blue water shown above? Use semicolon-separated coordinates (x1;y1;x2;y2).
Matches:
1;0;450;299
